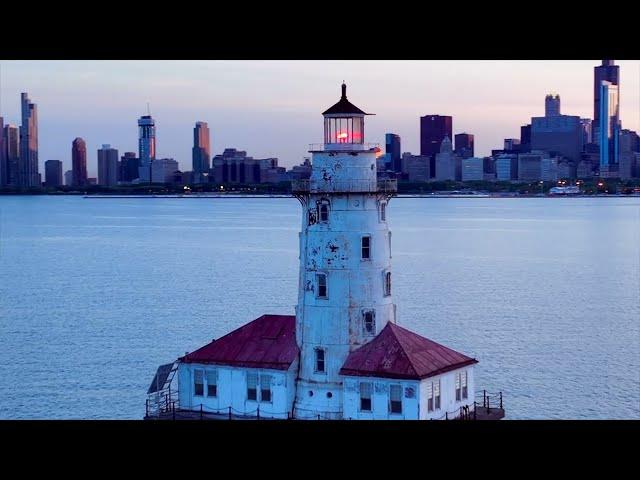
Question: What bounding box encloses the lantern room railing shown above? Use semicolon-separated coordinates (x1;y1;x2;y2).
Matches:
291;178;397;194
308;143;380;152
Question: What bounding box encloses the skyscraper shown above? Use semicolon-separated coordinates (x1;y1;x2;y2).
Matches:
192;121;211;183
72;137;88;186
138;115;156;182
97;144;119;186
599;80;620;174
454;133;474;158
420;115;452;178
120;152;139;183
545;94;561;117
4;124;20;186
385;133;401;172
44;160;63;187
593;60;619;141
0;116;5;186
19;93;39;187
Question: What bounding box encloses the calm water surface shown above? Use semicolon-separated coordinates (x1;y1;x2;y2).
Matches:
0;196;638;419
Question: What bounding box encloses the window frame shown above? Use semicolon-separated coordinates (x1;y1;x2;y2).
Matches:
260;374;272;403
194;368;204;397
247;372;258;402
206;369;218;398
363;309;376;336
314;348;326;374
389;384;403;415
316;273;328;299
380;201;387;222
384;271;392;296
361;235;371;260
318;199;330;223
359;382;373;412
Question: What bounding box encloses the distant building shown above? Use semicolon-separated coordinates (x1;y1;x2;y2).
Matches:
495;154;518;181
520;124;532;151
580;118;592;145
151;158;179;183
461;157;484;181
557;160;576;180
64;170;73;186
518;151;548;181
192;121;211;183
3;124;20;186
531;114;583;163
593;60;619;142
19;93;39;187
97;144;119;186
289;158;312;180
504;138;520;151
138;114;156;182
434;136;459;181
44;160;63;187
385;134;401;172
211;148;280;184
599;80;620;176
401;153;430;182
87;177;97;186
120;152;139;183
540;157;559;181
619;129;639;179
545;94;561;117
420;115;452;178
0;117;5;186
72;137;88;186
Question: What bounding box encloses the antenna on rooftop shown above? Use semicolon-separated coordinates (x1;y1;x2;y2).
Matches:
147;102;151;116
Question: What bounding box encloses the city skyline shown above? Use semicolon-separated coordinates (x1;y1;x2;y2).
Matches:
0;60;639;176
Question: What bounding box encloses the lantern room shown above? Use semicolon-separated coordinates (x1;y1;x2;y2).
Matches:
322;83;373;147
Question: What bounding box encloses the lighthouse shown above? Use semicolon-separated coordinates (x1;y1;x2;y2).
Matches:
148;83;504;421
291;83;397;419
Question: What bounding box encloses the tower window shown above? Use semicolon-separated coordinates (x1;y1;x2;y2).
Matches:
316;273;327;299
363;310;376;335
194;369;204;397
361;236;371;260
318;199;330;223
389;384;402;414
315;348;326;373
388;232;392;258
380;202;386;222
384;271;392;296
360;382;372;412
206;369;218;397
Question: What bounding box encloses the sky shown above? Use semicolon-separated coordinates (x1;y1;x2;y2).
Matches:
1;60;639;177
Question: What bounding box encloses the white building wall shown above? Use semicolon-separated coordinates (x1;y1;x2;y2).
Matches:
418;366;475;420
342;376;419;420
178;360;298;419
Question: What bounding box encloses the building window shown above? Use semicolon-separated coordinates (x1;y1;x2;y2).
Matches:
384;271;391;296
361;236;371;260
389;384;402;414
315;348;326;373
360;382;372;412
247;372;258;401
206;369;217;397
363;310;375;335
380;202;386;222
318;199;329;223
316;273;327;299
455;370;468;400
260;374;272;403
194;369;204;397
427;380;441;412
388;232;392;258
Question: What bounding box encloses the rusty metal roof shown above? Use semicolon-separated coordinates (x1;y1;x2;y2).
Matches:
180;314;299;370
340;323;478;380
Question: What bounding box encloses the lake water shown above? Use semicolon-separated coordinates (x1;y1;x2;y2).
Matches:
0;195;638;420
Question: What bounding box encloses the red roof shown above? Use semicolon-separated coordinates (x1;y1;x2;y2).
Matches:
339;323;477;380
181;314;299;371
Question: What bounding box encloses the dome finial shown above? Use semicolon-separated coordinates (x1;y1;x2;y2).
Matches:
341;82;347;99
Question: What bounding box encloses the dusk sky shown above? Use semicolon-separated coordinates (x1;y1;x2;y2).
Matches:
1;60;639;176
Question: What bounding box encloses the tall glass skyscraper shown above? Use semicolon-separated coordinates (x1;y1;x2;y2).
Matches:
192;121;211;183
19;92;39;187
593;60;619;145
385;133;401;172
72;137;88;186
420;115;452;178
138;115;156;182
599;81;620;172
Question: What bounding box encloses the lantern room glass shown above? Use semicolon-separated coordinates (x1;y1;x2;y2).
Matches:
324;116;364;144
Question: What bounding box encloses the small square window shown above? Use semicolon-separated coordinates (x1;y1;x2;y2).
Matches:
316;273;327;298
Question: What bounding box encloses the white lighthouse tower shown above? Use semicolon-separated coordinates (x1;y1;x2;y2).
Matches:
291;83;397;419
